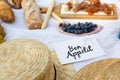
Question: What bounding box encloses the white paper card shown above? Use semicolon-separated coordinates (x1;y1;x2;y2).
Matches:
53;36;106;64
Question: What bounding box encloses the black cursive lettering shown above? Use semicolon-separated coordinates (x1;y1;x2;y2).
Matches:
67;45;93;59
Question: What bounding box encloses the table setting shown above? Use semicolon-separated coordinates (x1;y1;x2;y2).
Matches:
0;0;120;80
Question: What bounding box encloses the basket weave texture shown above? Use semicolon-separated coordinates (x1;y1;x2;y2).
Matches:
0;39;54;80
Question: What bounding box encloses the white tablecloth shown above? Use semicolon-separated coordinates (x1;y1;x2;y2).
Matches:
1;0;120;71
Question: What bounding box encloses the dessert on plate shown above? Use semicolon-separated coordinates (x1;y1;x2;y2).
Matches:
65;0;113;15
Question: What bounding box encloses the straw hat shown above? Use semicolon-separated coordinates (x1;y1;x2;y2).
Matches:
96;60;120;80
0;39;76;80
0;39;54;80
50;51;76;80
71;58;120;80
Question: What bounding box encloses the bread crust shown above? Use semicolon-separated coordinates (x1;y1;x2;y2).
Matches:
0;0;15;23
5;0;22;9
21;0;43;29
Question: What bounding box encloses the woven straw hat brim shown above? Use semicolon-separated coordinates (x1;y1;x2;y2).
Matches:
0;39;54;80
35;59;55;80
96;60;120;80
71;58;120;80
50;51;76;80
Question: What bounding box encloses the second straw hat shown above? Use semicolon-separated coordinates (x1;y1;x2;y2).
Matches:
71;58;120;80
50;51;76;80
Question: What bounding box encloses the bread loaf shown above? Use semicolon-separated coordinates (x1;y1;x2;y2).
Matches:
21;0;42;29
5;0;22;9
0;0;15;23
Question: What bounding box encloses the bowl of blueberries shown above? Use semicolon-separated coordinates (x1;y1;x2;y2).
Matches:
58;22;103;36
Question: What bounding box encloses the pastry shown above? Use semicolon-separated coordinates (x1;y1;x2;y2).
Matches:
72;0;78;7
64;0;73;11
65;2;73;11
5;0;22;9
21;0;43;29
65;0;78;11
65;0;113;15
0;0;15;23
73;1;89;12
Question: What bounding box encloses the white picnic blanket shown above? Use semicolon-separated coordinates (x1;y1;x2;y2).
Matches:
1;0;120;71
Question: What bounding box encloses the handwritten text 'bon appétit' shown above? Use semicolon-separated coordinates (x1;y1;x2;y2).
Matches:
67;45;93;59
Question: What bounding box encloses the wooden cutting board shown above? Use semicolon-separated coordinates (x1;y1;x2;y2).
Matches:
40;3;118;20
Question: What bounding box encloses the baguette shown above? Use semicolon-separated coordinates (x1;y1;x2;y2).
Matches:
52;12;64;23
0;0;15;23
41;0;55;29
5;0;22;9
21;0;42;29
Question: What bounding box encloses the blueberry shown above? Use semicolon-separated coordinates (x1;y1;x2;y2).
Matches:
68;26;72;30
74;30;78;34
77;22;81;26
87;28;91;32
78;30;83;34
89;24;94;29
71;25;75;29
80;23;84;29
80;23;84;27
75;26;80;29
84;23;88;27
63;24;67;27
62;27;67;31
93;24;97;28
83;29;88;33
72;30;76;33
59;23;63;27
119;33;120;39
91;27;95;31
84;24;88;28
66;26;70;30
86;25;91;29
73;24;77;27
89;22;93;25
85;22;89;25
67;26;70;30
67;30;71;33
71;24;75;28
70;30;74;33
68;26;73;30
61;24;65;28
67;23;71;26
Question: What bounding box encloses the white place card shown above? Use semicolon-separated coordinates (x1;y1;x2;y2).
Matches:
53;36;106;64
